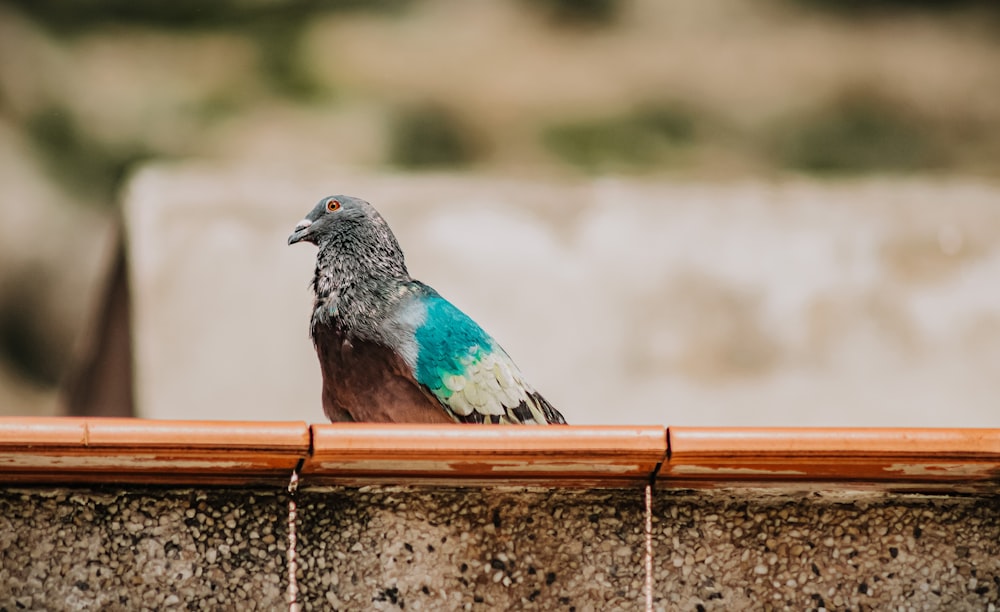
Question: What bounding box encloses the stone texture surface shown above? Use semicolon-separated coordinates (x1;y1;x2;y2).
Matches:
653;489;1000;611
0;488;287;610
296;487;647;611
1;485;998;610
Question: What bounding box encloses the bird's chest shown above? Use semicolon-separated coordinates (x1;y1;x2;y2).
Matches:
313;286;390;344
317;291;341;320
314;296;371;344
314;269;360;321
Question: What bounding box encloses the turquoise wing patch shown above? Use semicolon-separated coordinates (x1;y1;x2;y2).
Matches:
413;296;492;392
413;296;545;422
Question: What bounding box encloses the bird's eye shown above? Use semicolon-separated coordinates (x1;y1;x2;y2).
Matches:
326;199;341;212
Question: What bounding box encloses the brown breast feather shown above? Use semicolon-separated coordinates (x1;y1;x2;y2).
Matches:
313;324;454;424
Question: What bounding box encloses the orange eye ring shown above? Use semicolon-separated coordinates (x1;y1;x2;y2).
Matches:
326;199;341;212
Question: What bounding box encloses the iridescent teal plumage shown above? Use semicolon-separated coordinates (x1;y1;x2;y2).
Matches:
413;294;492;393
288;195;567;425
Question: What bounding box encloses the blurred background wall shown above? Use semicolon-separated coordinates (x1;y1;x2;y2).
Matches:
1;0;998;424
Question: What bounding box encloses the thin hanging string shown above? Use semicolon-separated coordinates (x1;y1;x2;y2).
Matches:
644;483;654;612
287;468;301;612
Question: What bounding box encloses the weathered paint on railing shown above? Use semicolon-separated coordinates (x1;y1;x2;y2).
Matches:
0;418;309;485
0;419;998;491
663;427;1000;491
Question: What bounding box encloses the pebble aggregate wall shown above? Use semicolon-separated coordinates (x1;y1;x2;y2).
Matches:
296;488;646;610
1;486;997;610
653;490;1000;611
0;489;288;610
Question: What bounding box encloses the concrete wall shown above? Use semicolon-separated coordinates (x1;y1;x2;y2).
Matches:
0;489;287;610
124;166;1000;427
2;485;998;610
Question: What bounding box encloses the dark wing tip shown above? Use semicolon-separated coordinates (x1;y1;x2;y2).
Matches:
532;392;568;425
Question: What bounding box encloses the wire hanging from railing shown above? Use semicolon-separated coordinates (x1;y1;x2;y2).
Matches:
644;483;654;612
287;467;301;612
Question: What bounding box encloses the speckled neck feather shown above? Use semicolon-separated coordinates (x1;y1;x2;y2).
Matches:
310;215;410;340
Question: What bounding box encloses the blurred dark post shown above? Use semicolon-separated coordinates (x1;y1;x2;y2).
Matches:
63;227;135;417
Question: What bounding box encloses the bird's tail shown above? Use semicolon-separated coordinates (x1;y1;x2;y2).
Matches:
530;391;568;425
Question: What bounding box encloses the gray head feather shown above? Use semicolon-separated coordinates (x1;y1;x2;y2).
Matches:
288;195;413;339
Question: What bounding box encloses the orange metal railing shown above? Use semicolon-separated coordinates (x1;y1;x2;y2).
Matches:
0;418;998;491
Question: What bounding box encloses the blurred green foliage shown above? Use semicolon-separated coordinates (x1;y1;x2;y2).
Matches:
251;20;331;101
26;109;154;207
524;0;622;27
543;105;697;173
0;274;66;386
0;0;995;189
774;94;941;174
0;0;389;101
791;0;1000;17
389;106;481;169
0;0;410;32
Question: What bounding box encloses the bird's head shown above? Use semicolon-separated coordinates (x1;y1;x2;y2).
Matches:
290;194;410;298
287;195;382;247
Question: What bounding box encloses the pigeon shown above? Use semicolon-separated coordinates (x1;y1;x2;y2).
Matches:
288;195;567;425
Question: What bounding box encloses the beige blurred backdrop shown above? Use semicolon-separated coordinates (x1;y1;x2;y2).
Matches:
1;0;999;425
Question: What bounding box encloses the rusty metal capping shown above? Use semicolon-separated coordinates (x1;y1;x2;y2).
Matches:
661;427;1000;492
0;419;998;491
304;424;669;487
0;418;310;485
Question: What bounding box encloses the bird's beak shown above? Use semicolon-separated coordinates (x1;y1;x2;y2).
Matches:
287;219;314;245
